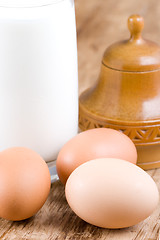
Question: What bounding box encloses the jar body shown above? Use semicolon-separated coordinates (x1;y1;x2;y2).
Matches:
0;0;78;162
79;65;160;169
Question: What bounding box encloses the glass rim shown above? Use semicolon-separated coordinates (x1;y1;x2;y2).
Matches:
0;0;65;8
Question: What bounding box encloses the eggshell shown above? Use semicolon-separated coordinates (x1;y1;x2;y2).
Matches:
65;158;159;229
0;147;51;221
57;128;137;184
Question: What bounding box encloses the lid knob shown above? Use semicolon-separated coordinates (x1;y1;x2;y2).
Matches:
128;15;144;41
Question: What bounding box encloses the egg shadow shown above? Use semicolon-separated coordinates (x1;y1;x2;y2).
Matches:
13;216;35;225
43;181;133;239
41;181;102;237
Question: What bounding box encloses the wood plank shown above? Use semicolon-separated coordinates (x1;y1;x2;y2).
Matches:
1;168;160;240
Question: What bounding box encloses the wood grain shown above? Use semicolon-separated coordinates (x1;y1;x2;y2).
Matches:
0;0;160;239
1;169;160;240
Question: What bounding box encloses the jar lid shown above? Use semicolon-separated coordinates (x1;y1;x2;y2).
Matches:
103;15;160;72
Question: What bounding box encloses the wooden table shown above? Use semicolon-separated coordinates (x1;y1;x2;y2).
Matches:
1;0;160;239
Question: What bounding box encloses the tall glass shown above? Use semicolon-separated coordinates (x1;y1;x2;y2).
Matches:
0;0;78;166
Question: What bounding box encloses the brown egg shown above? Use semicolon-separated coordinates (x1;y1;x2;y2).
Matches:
0;147;51;221
56;128;137;184
65;158;159;228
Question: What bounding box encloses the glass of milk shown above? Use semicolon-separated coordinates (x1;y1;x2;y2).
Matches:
0;0;78;164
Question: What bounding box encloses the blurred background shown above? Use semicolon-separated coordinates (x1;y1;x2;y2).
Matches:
75;0;160;94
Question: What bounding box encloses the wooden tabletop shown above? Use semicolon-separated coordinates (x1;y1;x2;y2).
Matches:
1;0;160;239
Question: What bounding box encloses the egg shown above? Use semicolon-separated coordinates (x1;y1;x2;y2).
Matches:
57;128;137;184
0;147;51;221
65;158;159;229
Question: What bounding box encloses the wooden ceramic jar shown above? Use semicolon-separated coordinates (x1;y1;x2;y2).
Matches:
79;15;160;170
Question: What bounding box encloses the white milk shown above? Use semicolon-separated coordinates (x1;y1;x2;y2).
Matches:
0;0;78;162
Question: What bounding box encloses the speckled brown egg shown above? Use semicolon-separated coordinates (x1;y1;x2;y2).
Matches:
0;147;51;221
